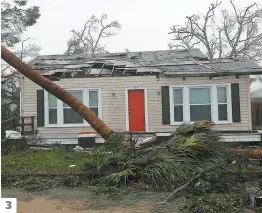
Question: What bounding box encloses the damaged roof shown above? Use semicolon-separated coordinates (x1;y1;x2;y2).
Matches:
29;49;262;78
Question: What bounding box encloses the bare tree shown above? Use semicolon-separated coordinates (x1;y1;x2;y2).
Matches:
1;38;40;121
64;14;121;55
1;0;41;121
169;1;262;61
20;37;40;59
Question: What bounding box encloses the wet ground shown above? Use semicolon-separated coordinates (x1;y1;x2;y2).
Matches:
1;187;183;213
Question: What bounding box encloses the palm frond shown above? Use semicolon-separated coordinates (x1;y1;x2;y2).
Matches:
83;121;238;189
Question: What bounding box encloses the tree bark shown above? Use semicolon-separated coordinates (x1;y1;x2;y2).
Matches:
1;45;114;139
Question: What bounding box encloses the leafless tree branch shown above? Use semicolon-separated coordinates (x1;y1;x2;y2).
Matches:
169;1;262;61
64;14;121;55
169;1;221;59
1;39;41;116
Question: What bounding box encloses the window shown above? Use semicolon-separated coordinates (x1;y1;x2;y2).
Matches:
189;87;211;121
170;84;232;124
63;90;83;124
173;88;184;122
48;93;57;124
217;86;228;121
89;90;99;116
45;88;101;126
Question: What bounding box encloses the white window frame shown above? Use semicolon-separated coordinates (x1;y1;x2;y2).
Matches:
169;84;232;125
171;87;185;122
188;86;213;122
47;92;58;125
44;88;102;127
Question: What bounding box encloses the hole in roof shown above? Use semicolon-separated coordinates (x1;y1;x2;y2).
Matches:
103;65;113;70
92;63;104;68
130;56;138;59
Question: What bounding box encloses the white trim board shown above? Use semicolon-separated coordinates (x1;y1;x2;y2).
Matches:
222;133;261;142
125;87;149;132
156;132;261;143
37;132;261;145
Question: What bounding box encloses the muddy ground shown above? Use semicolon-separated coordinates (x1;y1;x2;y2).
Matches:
1;187;184;213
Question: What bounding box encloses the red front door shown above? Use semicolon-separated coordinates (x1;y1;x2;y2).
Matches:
128;89;145;131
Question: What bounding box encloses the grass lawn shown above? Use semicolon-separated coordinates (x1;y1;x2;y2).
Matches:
1;149;88;174
2;148;262;175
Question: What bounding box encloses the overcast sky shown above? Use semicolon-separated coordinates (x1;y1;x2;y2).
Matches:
20;0;260;55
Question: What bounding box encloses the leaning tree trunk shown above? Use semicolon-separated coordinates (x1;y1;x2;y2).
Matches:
1;45;114;139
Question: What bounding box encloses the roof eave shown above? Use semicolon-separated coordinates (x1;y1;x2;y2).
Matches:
163;70;262;77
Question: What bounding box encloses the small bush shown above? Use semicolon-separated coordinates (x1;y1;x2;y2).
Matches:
1;138;28;155
255;126;262;130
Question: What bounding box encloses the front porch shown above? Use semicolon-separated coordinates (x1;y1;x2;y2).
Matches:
28;131;262;147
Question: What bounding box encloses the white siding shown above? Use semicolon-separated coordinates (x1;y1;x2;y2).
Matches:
21;75;252;140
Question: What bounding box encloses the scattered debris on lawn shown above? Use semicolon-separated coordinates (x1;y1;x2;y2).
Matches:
4;130;22;140
181;192;250;213
2;120;262;212
82;120;262;211
135;136;157;147
73;145;86;152
29;147;52;150
2;174;91;191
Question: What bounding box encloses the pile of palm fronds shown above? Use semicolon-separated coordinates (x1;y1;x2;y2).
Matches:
83;120;235;188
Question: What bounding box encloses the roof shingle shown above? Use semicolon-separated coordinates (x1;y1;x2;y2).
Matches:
29;49;262;77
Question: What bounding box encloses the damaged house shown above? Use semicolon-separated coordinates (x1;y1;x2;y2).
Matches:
20;49;262;144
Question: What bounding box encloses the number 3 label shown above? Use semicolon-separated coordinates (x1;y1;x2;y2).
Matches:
1;198;17;213
6;201;12;209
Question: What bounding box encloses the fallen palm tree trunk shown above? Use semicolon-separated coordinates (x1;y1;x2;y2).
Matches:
227;148;262;159
1;45;114;139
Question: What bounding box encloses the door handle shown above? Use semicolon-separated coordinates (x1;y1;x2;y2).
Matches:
129;110;131;114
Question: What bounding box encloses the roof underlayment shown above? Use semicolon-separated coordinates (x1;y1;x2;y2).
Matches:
29;49;262;79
